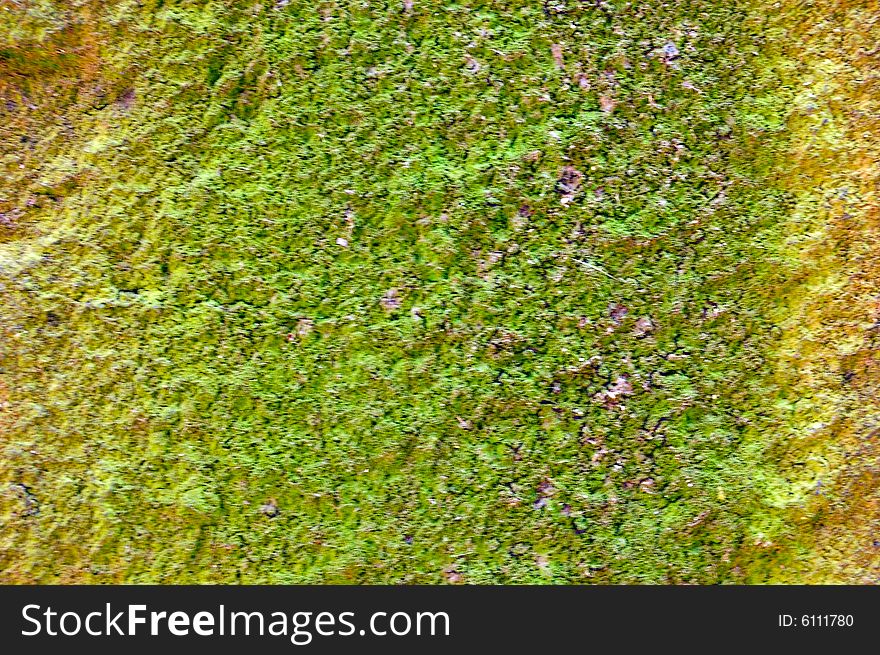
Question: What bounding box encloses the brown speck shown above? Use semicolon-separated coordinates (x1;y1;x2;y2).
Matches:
662;42;679;59
599;95;616;113
557;165;584;196
343;206;356;228
609;302;629;324
595;375;634;407
608;376;633;397
442;568;463;584
487;251;504;265
117;88;135;110
551;43;565;69
633;316;654;336
702;303;724;320
686;510;711;529
260;498;279;517
0;208;23;228
381;288;401;310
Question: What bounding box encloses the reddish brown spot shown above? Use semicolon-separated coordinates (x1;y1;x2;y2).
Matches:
609;303;629;324
551;43;565;69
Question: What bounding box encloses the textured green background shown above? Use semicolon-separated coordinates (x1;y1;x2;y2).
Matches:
1;0;877;583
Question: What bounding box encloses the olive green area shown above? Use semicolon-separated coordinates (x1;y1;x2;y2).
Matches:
0;0;867;582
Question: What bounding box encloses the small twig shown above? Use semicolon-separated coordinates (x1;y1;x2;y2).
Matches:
573;258;621;281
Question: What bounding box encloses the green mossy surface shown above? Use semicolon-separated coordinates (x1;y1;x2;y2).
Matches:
0;0;876;583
